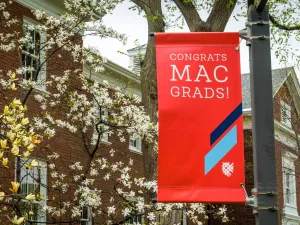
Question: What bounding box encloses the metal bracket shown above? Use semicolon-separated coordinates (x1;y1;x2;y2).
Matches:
239;28;248;39
250;188;277;214
254;206;277;210
246;21;269;27
246;196;255;207
252;191;277;196
239;28;251;46
249;35;270;40
240;183;256;208
252;206;277;214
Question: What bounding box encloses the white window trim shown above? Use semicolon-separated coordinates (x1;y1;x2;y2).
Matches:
282;152;298;216
282;212;300;225
126;214;143;225
281;100;292;129
129;136;142;154
128;47;146;77
124;196;144;225
23;17;47;92
81;206;92;225
16;0;63;18
18;157;47;223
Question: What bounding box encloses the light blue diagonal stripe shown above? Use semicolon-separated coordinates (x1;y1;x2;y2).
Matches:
205;125;237;175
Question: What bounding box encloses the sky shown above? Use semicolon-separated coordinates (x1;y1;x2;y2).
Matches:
84;1;296;74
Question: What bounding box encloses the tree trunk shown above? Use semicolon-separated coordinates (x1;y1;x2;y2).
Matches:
131;0;165;202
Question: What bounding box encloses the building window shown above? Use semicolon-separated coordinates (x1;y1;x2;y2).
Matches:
281;101;292;128
127;44;146;76
124;196;144;224
282;153;298;216
129;136;142;153
22;18;46;91
132;55;143;76
127;215;142;224
81;206;92;225
284;164;296;207
18;158;47;224
285;173;292;204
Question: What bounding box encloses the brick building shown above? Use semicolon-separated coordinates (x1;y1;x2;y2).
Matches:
0;1;144;224
1;1;300;225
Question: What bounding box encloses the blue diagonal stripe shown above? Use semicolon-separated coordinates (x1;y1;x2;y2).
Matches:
210;103;242;145
205;125;237;175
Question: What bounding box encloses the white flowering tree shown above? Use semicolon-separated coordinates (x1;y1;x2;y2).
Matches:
0;0;229;224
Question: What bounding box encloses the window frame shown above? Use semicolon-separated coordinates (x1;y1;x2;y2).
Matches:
22;17;47;91
129;136;142;153
127;214;143;225
124;196;144;225
281;100;292;128
81;206;92;225
282;152;298;216
18;157;47;224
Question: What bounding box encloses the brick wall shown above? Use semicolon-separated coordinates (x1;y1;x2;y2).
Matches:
274;82;300;224
0;1;146;224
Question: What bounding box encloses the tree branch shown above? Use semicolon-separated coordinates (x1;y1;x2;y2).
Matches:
172;0;207;32
269;14;300;31
207;0;238;32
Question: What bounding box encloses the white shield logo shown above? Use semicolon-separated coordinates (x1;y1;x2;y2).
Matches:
222;162;234;177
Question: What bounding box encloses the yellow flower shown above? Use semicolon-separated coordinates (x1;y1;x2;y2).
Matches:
0;139;7;149
26;143;34;151
3;106;9;115
10;72;16;80
11;145;19;156
10;182;20;193
29;211;34;216
2;158;8;167
11;83;17;91
11;99;22;107
21;118;29;126
6;116;15;124
25;193;35;201
22;136;29;146
23;151;30;158
12;215;24;225
13;139;21;146
26;159;38;169
0;151;3;159
7;131;16;141
32;136;41;144
13;124;22;132
0;192;4;200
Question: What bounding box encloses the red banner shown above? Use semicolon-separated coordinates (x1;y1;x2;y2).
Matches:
156;33;245;203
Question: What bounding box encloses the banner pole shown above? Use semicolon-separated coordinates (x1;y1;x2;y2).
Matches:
248;4;278;225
